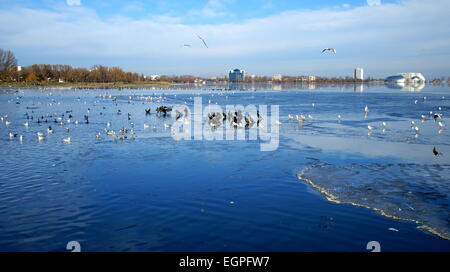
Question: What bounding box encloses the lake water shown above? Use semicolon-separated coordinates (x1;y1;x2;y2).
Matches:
0;83;449;251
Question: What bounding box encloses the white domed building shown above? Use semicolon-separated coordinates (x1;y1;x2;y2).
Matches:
385;72;425;83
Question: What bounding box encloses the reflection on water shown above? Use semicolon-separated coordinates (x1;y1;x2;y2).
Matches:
354;84;364;92
385;81;426;92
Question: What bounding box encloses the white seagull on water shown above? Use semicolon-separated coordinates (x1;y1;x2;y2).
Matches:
37;132;45;141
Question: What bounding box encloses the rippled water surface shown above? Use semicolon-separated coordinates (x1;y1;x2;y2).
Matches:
0;84;449;251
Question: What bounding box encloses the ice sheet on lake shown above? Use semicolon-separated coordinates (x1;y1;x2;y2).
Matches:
297;163;450;240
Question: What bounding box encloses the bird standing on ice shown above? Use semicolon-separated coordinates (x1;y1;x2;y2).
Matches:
433;147;443;156
296;115;306;122
37;132;45;141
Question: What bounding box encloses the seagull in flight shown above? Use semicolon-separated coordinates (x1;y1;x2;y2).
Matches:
322;48;336;54
197;34;208;48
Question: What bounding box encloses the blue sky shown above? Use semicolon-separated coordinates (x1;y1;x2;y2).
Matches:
0;0;449;78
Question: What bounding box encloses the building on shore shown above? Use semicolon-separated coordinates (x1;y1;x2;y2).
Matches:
272;74;282;81
228;69;246;83
385;73;426;91
354;68;364;80
150;75;160;81
385;75;405;83
300;76;316;82
385;72;425;83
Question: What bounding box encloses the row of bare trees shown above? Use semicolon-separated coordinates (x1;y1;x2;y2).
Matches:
0;49;148;83
15;64;145;83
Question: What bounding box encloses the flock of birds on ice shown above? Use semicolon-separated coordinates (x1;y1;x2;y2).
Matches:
0;92;271;144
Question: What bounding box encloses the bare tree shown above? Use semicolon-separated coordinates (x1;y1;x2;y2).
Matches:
0;49;17;71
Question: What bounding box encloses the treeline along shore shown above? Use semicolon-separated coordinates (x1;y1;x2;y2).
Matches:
2;48;450;87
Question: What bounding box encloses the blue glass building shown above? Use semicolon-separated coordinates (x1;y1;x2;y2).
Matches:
228;69;246;82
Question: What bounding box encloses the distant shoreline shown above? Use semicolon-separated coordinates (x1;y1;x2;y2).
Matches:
0;81;173;88
0;80;381;87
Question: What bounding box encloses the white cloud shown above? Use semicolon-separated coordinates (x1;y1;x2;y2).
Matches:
367;0;381;6
190;0;234;18
66;0;81;7
0;0;449;77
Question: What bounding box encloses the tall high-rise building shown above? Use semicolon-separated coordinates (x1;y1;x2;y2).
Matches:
229;69;246;82
354;68;364;80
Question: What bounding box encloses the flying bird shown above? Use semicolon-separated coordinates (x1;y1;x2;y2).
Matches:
183;44;192;47
322;48;336;54
197;35;208;48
